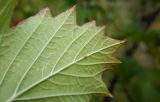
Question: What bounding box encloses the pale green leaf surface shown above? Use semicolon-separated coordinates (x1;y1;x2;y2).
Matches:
0;0;17;34
0;7;123;102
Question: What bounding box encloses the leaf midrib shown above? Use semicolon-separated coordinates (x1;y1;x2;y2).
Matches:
51;23;92;73
14;26;103;97
0;9;47;86
13;41;122;101
15;91;98;101
7;9;73;102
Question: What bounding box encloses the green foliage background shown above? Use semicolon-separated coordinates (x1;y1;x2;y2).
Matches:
11;0;160;102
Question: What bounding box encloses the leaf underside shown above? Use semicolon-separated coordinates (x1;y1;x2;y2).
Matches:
0;6;124;102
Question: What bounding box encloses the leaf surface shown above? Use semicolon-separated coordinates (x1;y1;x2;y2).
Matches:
0;6;124;102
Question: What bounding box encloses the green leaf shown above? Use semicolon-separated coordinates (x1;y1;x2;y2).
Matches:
0;0;17;34
0;6;124;102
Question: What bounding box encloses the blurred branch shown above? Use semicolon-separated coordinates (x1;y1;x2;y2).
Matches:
126;8;160;57
104;3;160;102
104;76;118;102
124;88;134;102
108;76;118;93
140;8;160;29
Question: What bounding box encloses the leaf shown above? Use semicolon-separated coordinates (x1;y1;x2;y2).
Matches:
0;0;17;34
0;6;124;102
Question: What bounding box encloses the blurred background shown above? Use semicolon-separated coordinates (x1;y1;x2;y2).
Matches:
12;0;160;102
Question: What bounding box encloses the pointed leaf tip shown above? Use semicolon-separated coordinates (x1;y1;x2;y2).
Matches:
38;7;52;17
66;5;76;15
71;5;76;12
90;20;96;26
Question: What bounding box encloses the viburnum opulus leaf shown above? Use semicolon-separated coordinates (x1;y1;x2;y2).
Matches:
0;6;124;102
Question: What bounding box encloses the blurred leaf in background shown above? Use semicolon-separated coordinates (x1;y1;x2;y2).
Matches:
0;0;17;35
